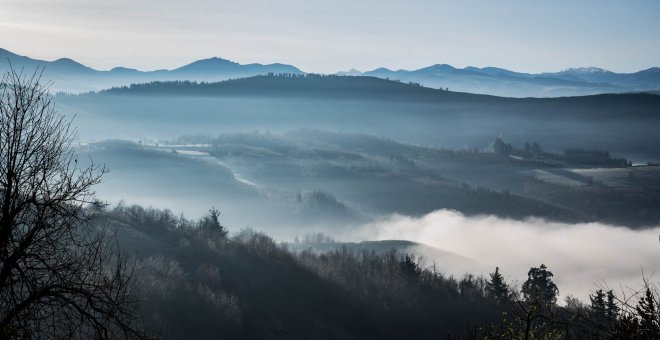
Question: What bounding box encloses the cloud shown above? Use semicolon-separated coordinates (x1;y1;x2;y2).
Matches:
349;209;660;302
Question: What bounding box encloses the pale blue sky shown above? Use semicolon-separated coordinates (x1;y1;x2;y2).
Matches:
1;0;658;73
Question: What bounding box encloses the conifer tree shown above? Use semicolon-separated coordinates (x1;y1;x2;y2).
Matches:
399;254;421;280
605;290;619;324
486;267;510;303
636;288;659;338
590;289;606;322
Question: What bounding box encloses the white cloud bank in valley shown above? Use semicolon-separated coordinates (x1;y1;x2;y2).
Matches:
350;210;660;302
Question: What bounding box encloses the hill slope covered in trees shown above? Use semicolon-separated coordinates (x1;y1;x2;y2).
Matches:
98;204;660;339
59;75;660;161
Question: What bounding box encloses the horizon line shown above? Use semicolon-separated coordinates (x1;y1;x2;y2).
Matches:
2;47;659;76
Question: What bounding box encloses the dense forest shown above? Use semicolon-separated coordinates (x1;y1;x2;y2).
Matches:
96;204;660;339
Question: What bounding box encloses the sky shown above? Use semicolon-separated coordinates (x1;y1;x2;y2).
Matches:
1;0;659;73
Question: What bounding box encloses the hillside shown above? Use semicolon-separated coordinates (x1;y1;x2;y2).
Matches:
94;203;642;339
101;204;503;339
87;74;660;118
60;75;660;160
83;131;660;230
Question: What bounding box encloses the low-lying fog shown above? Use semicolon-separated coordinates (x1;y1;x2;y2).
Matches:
347;209;660;303
84;137;660;304
99;193;659;303
97;181;660;304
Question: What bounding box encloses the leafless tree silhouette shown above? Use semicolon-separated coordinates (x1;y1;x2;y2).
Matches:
0;67;142;339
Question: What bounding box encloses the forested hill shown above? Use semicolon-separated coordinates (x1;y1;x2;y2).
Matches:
80;74;660;117
92;74;494;101
58;74;660;159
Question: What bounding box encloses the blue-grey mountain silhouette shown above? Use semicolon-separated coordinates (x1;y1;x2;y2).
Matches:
2;47;659;96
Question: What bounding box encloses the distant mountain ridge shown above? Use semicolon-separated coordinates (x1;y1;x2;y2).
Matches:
0;48;304;93
1;47;659;97
355;64;660;97
69;73;660;118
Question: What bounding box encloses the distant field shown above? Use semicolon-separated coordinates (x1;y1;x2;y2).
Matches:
570;166;660;191
528;166;660;192
529;169;589;187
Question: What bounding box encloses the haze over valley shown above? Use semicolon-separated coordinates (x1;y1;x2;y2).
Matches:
15;51;660;296
2;1;660;338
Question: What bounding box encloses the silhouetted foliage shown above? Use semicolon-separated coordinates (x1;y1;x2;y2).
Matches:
200;207;227;237
82;202;660;339
606;290;619;325
522;264;559;308
100;203;512;339
0;68;141;339
591;289;607;323
399;254;421;280
486;267;511;304
636;288;660;338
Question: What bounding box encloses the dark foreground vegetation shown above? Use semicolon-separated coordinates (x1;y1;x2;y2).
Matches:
104;204;499;339
101;204;660;339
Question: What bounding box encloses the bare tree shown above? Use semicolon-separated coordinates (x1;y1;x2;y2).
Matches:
0;67;141;338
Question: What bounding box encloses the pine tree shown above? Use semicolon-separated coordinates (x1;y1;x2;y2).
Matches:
486;267;510;303
590;289;606;323
201;207;227;237
399;254;421;280
636;288;659;338
606;290;619;324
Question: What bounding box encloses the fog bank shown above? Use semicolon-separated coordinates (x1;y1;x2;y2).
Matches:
350;210;660;302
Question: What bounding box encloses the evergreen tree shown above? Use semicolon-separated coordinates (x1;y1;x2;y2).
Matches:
201;207;227;237
606;290;619;324
590;289;606;323
612;314;640;338
486;267;510;303
399;254;421;280
636;288;659;338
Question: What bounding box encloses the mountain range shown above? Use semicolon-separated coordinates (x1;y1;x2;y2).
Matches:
0;48;303;93
354;64;660;97
2;48;659;97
